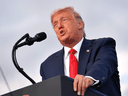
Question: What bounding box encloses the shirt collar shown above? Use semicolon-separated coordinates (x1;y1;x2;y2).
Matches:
64;38;84;59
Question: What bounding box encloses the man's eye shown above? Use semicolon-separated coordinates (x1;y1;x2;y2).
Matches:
54;23;57;27
63;19;67;21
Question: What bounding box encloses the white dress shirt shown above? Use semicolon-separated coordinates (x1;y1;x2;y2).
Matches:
64;38;99;85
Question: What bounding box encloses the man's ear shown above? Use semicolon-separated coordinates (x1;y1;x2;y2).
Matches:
78;21;84;30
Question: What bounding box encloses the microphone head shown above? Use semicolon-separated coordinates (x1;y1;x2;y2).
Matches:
35;32;47;42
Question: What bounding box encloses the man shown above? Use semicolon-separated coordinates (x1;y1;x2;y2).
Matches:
40;7;121;96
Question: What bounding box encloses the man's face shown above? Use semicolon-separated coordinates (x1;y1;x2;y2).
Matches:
52;11;82;46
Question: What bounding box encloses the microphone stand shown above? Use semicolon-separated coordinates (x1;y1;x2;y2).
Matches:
12;33;36;84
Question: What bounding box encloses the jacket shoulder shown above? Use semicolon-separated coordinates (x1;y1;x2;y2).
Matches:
41;48;63;64
88;37;116;46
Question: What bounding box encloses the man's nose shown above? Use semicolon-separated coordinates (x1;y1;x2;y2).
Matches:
58;22;63;30
59;26;63;30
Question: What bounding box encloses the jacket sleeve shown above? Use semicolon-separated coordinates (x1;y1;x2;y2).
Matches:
40;63;46;80
85;38;118;86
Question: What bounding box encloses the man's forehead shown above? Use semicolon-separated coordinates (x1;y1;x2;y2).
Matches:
53;11;72;21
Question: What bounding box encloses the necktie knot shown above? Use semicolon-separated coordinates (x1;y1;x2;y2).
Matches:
69;49;77;55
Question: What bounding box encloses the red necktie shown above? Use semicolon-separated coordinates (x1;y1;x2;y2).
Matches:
69;49;78;79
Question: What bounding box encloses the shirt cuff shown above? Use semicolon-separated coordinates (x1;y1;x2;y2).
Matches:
85;76;99;86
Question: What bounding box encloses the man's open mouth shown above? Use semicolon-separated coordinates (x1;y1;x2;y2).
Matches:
60;30;65;36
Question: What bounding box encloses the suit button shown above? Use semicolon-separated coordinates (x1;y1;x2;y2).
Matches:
101;77;105;80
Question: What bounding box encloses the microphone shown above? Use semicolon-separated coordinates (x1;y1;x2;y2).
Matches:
17;32;47;48
27;32;47;45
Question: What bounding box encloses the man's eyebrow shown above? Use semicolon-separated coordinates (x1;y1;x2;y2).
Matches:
61;17;68;19
53;21;58;24
53;16;68;24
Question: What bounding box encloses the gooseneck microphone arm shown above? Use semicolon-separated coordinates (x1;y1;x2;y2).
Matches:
12;33;36;84
12;32;47;84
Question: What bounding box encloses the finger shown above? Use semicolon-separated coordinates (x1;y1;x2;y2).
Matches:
73;76;79;91
77;78;83;95
90;79;94;86
81;78;86;96
85;78;91;88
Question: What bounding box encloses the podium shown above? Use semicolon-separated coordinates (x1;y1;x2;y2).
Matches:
2;75;107;96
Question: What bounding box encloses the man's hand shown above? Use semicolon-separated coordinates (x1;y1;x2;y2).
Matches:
73;74;94;96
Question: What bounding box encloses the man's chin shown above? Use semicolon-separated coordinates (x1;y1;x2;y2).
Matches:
61;38;75;45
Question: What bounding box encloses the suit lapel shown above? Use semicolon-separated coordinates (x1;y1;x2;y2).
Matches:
55;39;93;76
56;48;65;75
78;38;93;75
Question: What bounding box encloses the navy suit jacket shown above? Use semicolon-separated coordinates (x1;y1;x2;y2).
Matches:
40;37;121;96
